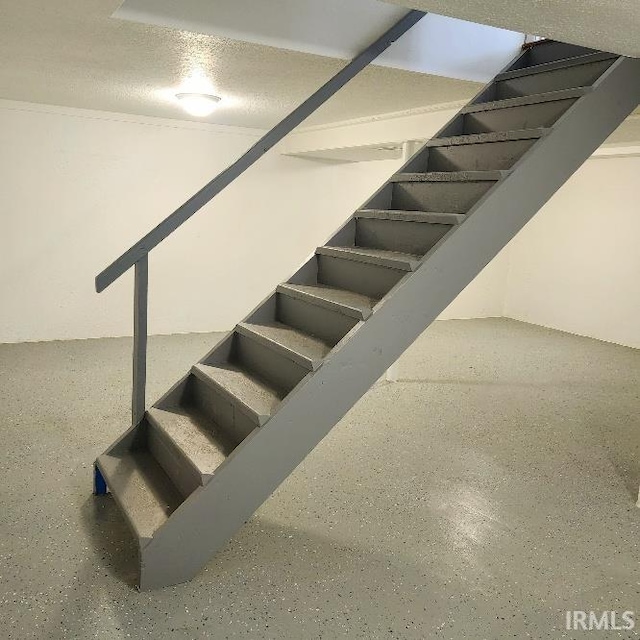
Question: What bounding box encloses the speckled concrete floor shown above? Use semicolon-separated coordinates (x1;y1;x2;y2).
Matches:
1;318;640;640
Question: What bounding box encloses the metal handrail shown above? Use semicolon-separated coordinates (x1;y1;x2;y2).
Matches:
96;10;426;425
95;10;425;293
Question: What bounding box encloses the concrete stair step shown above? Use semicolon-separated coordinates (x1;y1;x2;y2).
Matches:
277;283;376;320
427;128;549;148
192;362;283;427
147;406;231;496
390;170;508;183
236;321;331;371
317;245;421;271
461;87;590;115
356;209;466;225
96;449;183;545
495;52;617;82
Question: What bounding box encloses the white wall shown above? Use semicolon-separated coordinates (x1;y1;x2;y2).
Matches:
0;100;504;344
504;154;640;348
6;100;635;348
441;250;509;320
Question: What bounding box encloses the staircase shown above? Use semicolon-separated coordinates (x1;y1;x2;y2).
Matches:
95;39;640;590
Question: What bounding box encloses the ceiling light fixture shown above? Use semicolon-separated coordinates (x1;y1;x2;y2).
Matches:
175;92;221;117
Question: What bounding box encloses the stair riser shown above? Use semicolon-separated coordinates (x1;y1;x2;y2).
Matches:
234;332;308;397
364;183;393;210
356;210;466;225
147;418;201;499
391;181;495;213
188;374;257;446
426;138;537;172
463;99;576;134
512;43;598;70
276;293;358;346
316;254;405;300
356;217;451;255
493;59;615;100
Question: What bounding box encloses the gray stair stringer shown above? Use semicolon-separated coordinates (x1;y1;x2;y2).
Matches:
137;56;640;590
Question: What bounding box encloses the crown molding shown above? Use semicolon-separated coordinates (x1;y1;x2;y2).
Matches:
0;99;264;138
297;100;469;134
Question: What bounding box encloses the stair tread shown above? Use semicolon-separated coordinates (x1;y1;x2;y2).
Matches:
238;321;331;370
390;170;508;182
356;209;466;225
496;51;616;82
193;362;283;425
278;283;376;320
147;406;230;477
427;128;549;147
97;449;182;543
462;87;590;114
318;245;421;271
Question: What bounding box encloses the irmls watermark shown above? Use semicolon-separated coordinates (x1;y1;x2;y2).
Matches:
566;610;635;631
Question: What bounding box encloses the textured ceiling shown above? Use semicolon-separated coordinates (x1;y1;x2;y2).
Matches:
1;1;637;133
0;0;481;129
380;0;640;57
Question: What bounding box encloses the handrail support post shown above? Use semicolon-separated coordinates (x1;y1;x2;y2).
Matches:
132;254;148;425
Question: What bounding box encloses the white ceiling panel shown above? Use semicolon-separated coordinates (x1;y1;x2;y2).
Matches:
115;0;524;82
375;0;640;57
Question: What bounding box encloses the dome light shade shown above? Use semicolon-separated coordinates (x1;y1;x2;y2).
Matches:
175;92;221;117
